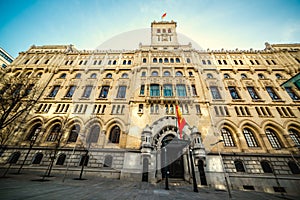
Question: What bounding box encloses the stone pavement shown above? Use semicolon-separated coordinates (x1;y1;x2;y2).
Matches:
0;169;299;200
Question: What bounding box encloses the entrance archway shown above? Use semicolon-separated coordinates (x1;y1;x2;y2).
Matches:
161;134;184;179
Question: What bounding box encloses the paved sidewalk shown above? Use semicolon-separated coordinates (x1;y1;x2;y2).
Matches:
0;170;298;200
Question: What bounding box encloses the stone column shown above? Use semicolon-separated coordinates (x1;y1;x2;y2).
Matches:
156;149;162;180
183;149;190;181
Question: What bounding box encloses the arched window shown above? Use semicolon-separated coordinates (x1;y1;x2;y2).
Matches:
121;73;128;78
109;125;120;143
288;161;300;174
59;73;66;79
241;74;247;79
265;128;281;149
159;58;163;63
221;128;235;147
261;160;273;173
27;124;42;141
207;60;211;65
142;58;147;63
87;125;100;143
123;60;127;65
153;58;157;63
176;71;183;76
275;73;282;79
106;73;112;78
258;73;265;79
128;60;132;65
25;72;32;77
36;72;43;78
170;58;174;63
189;71;193;77
141;71;146;77
151;71;158;76
224;74;230;79
112;60;117;65
32;153;43;164
75;73;81;79
163;71;170;76
289;129;300;146
8;152;21;164
46;124;61;142
234;160;245;172
56;154;66;165
186;58;191;63
164;58;169;63
68;125;80;142
207;73;213;79
104;155;113;167
175;58;180;63
90;73;97;78
243;128;259;147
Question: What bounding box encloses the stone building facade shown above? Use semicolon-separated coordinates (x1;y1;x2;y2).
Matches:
1;20;300;196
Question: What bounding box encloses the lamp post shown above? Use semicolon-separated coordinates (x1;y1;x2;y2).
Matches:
189;147;199;192
164;146;169;190
210;139;232;199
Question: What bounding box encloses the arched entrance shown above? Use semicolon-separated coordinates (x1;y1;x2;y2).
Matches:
161;134;184;179
198;160;207;185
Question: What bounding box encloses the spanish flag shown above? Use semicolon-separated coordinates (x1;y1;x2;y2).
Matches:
161;12;167;19
176;105;186;139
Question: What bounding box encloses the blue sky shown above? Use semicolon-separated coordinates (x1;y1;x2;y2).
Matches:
1;0;300;58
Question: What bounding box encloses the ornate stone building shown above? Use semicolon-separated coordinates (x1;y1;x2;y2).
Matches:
1;20;300;196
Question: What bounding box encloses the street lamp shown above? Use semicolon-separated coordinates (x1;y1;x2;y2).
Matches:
210;139;232;199
189;147;199;193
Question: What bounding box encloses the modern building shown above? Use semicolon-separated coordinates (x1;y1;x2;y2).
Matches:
0;47;14;75
1;20;300;196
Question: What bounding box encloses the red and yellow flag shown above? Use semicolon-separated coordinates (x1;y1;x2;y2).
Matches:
161;12;167;19
176;105;186;139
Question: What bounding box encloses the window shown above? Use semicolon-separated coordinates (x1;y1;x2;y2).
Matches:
261;161;273;173
234;60;238;65
239;60;243;65
159;58;163;63
218;60;222;65
151;71;158;76
109;125;120;143
116;86;127;98
36;72;43;78
191;85;197;96
224;74;230;79
150;84;160;96
106;73;112;78
265;128;281;149
289;129;300;146
140;85;145;95
271;60;277;65
186;58;191;63
250;60;254;65
142;58;147;63
75;73;81;79
241;74;247;79
27;124;42;141
275;73;282;79
255;60;260;65
221;128;235;147
87;125;100;143
65;86;76;98
202;60;206;65
285;87;299;100
207;73;213;79
32;153;43;164
210;86;221;99
153;58;157;63
112;60;117;65
138;104;144;113
60;73;66;79
243;128;259;147
121;73;128;78
157;29;160;33
8;152;21;164
266;87;280;100
288;161;300;174
188;72;193;77
163;84;173;97
68;125;80;142
234;160;245;172
47;124;61;142
258;73;265;79
207;60;211;65
164;58;169;63
82;86;93;98
90;73;97;78
104;155;113;167
228;87;241;99
141;71;146;77
176;71;183;76
247;87;260;100
176;84;187;96
170;58;174;63
175;58;180;63
195;105;201;114
48;85;60;97
99;86;109;98
122;60;126;65
56;154;66;165
164;71;170;76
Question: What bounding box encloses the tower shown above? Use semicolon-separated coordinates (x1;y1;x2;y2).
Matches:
151;21;179;46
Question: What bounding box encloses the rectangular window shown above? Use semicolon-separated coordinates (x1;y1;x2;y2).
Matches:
195;105;201;114
150;84;160;96
285;87;299;100
266;87;280;100
117;86;127;98
48;85;60;97
176;84;187;97
65;86;76;98
247;86;260;100
191;85;197;96
210;86;221;99
163;84;173;97
228;86;240;99
82;85;93;98
99;86;109;98
140;85;145;95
